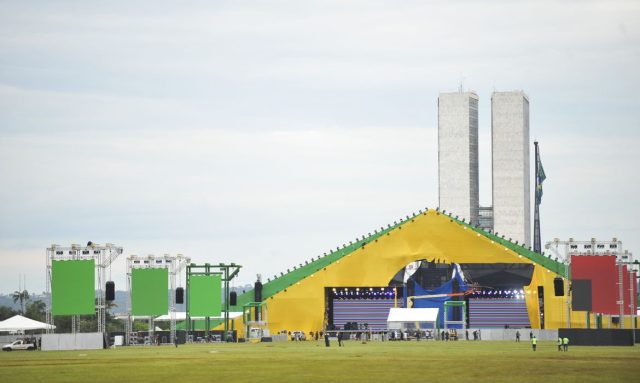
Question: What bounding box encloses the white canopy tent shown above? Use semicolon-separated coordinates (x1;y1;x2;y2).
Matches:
0;315;56;332
386;308;439;330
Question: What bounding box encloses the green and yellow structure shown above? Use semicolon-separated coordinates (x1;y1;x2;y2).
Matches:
213;209;632;336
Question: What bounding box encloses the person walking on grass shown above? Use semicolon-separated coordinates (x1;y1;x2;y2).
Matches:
563;337;569;351
516;331;520;342
531;336;537;351
557;337;562;351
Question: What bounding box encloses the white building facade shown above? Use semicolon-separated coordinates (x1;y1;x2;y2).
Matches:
491;91;531;247
438;91;479;225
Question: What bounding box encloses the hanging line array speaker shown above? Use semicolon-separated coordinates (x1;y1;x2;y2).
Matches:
176;287;184;304
229;291;237;306
553;277;564;296
254;281;263;302
106;281;115;301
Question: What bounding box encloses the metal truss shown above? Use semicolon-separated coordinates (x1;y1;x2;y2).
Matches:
186;263;242;339
45;243;123;335
545;238;636;330
125;254;190;345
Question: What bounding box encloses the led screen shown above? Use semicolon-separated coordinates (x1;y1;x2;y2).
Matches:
131;268;168;316
51;260;95;315
188;274;222;317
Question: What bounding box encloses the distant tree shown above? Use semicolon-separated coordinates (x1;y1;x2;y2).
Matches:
105;300;124;333
11;290;30;314
133;321;149;332
80;318;97;332
24;299;46;322
45;299;126;334
105;300;118;316
106;318;125;334
0;305;18;321
54;316;71;332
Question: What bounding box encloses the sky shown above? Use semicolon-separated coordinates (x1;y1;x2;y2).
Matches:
1;0;639;294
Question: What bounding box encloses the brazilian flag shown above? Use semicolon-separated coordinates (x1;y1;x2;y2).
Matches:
536;157;546;204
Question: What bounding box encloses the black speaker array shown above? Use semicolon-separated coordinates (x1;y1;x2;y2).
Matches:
176;287;184;304
253;281;263;320
230;291;237;306
553;277;564;296
344;322;355;330
106;281;115;301
571;280;592;311
254;281;263;302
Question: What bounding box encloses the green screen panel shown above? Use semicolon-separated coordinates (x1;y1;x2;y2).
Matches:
131;268;168;316
188;274;222;317
51;260;95;315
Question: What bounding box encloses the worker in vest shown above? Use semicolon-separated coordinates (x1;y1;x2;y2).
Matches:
531;335;537;351
563;337;569;351
557;337;562;351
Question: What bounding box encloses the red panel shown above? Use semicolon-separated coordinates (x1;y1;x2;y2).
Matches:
571;255;618;314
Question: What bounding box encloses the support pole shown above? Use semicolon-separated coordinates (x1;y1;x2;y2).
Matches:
126;257;133;345
169;255;176;345
618;262;624;329
565;261;571;328
631;272;637;344
45;246;53;334
205;263;210;341
186;264;191;336
228;264;230;338
533;141;542;254
149;317;154;345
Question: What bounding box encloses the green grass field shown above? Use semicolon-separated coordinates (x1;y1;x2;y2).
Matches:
1;341;639;383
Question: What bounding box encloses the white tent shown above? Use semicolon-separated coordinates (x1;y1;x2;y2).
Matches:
386;308;439;330
0;315;56;332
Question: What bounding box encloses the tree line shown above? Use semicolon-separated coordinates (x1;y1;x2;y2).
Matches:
0;289;126;333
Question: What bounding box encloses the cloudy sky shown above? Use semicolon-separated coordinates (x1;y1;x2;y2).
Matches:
1;1;639;294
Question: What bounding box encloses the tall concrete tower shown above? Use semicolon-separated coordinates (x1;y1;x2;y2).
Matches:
438;91;479;225
491;91;530;246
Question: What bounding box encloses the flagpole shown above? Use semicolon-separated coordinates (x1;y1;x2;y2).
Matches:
533;141;541;254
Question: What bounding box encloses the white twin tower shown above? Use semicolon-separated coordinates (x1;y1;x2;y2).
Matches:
438;90;530;247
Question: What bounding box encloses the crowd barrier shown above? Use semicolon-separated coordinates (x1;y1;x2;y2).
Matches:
41;332;103;351
463;328;558;341
558;329;635;346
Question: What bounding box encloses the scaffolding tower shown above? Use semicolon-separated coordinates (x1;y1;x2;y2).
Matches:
243;301;269;340
125;254;190;345
45;243;122;334
186;263;242;338
545;238;636;329
443;301;467;331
